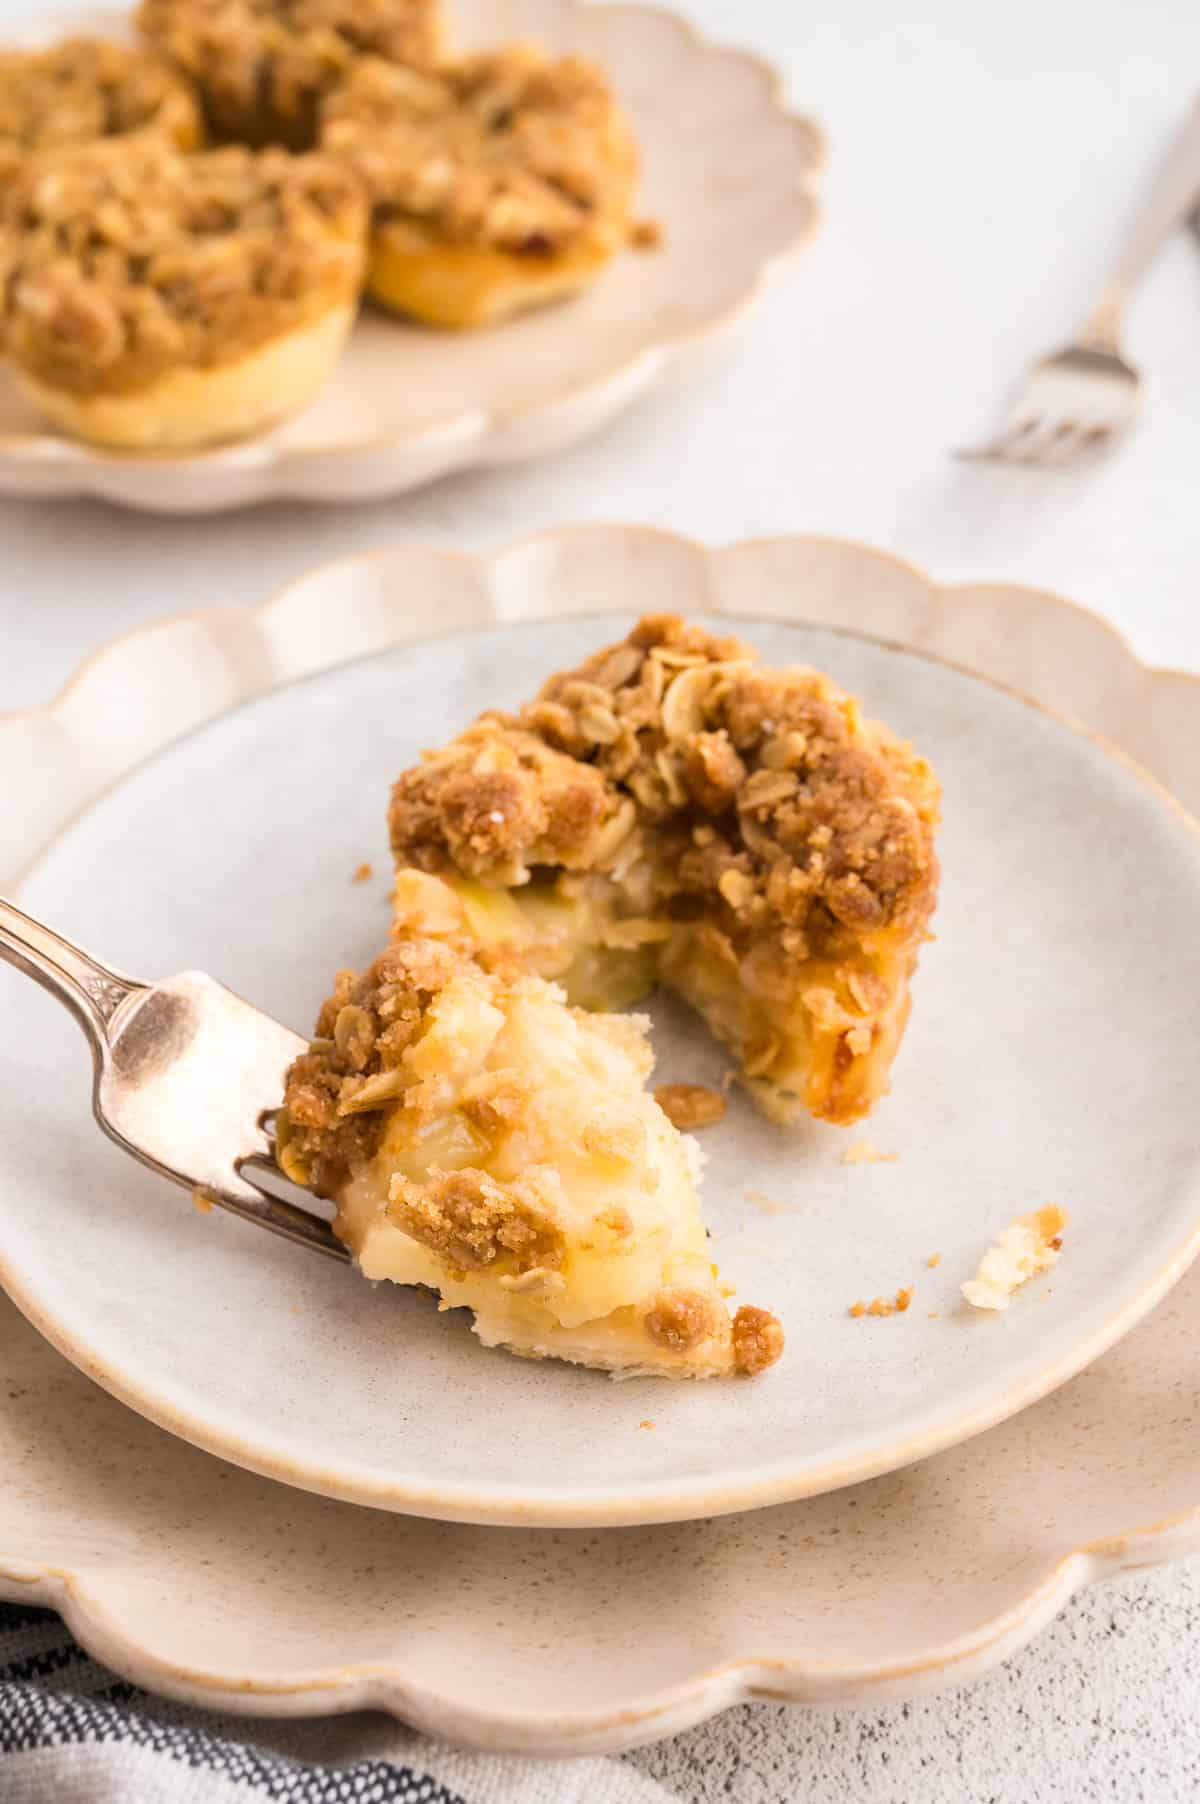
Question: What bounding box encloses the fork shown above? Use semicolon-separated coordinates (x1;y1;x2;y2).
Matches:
960;93;1200;464
0;896;348;1263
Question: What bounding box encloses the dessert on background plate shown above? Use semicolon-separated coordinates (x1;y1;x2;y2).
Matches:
321;44;638;328
389;614;941;1125
137;0;443;148
278;931;783;1378
0;138;366;447
0;35;200;190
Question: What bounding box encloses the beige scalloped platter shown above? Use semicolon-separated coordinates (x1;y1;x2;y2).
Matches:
2;533;1200;1747
0;4;820;513
2;531;1200;1556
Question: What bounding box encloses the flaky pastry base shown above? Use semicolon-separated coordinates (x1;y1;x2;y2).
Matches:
13;300;355;449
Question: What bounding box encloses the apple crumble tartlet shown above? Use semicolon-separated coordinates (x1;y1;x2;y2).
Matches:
389;616;940;1126
0;139;366;448
320;46;637;327
277;933;782;1378
0;37;201;188
138;0;443;148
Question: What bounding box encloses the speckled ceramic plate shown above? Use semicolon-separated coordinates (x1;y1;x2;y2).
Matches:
0;5;819;513
2;531;1199;1537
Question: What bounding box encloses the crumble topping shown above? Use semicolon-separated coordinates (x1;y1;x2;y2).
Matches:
962;1206;1067;1311
387;1166;566;1274
731;1304;785;1375
0;37;198;170
138;0;442;147
644;1285;718;1352
277;934;467;1194
0;140;365;394
389;612;939;1001
654;1082;727;1130
321;45;635;253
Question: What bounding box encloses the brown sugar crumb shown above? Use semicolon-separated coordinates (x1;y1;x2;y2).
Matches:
630;217;663;249
852;1287;913;1319
731;1305;785;1375
926;1252;941;1268
644;1285;718;1353
654;1082;727;1130
352;861;374;883
841;1140;899;1166
638;1418;655;1430
389;1167;565;1275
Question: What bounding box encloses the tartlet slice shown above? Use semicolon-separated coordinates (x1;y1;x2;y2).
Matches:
0;140;366;448
320;46;637;328
0;36;201;191
278;933;782;1378
389;615;941;1125
138;0;443;149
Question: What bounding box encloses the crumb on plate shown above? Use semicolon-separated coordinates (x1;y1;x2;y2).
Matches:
841;1140;898;1166
654;1082;727;1130
352;861;374;883
926;1251;941;1268
745;1188;799;1217
961;1206;1068;1311
630;217;663;249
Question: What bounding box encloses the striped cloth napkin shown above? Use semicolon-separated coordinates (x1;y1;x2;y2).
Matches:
0;1604;675;1804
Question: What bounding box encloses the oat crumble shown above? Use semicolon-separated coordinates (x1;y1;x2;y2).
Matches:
0;140;365;395
388;613;940;1126
138;0;442;147
0;37;199;174
321;45;635;253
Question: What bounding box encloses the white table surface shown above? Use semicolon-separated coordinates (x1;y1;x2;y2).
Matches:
3;0;1200;1796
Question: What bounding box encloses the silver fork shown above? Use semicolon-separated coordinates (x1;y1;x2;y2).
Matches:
960;94;1200;464
0;896;348;1263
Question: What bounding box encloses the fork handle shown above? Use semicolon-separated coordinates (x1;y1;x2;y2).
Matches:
1083;92;1200;345
0;896;142;1058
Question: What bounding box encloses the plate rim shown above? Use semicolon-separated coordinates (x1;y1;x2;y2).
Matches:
0;2;822;509
3;529;1200;1528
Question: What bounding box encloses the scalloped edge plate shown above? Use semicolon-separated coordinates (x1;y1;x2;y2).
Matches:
0;4;821;513
1;528;1199;1751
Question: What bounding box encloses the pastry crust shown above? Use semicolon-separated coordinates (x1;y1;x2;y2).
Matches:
0;140;365;447
278;934;782;1379
0;37;201;186
138;0;442;148
321;48;636;327
389;615;941;1126
8;303;356;448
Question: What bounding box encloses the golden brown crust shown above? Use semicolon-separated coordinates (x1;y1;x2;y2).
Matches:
0;38;200;175
731;1304;785;1375
138;0;442;148
321;46;635;254
653;1083;727;1130
0;140;365;396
